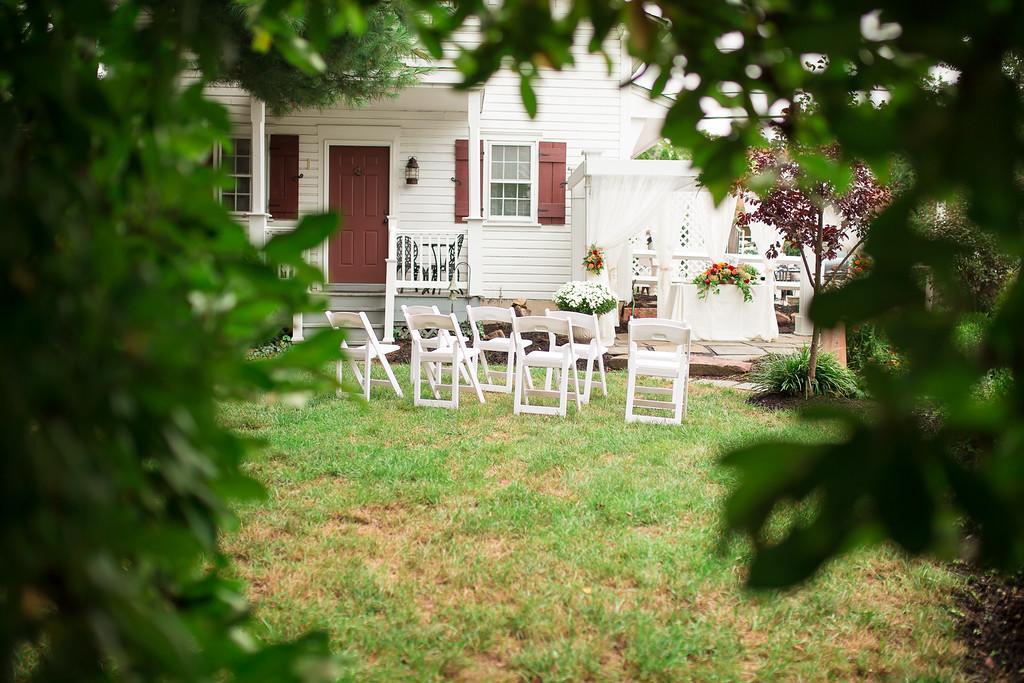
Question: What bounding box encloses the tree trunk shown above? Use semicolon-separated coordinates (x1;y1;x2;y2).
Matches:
806;209;825;398
806;323;821;398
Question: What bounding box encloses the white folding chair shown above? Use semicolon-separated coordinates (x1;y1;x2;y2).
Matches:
545;310;609;403
407;312;485;409
466;305;533;393
325;311;403;400
625;318;691;425
402;304;473;388
511;316;582;417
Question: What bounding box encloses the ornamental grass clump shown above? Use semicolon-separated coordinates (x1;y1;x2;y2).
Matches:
751;347;861;398
553;281;618;315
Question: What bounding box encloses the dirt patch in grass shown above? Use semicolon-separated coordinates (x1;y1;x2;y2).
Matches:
953;564;1024;681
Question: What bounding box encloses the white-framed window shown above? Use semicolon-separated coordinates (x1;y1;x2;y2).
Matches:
486;142;536;220
217;137;252;213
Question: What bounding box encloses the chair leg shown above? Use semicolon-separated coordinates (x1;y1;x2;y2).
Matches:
570;359;582;412
412;355;422;406
545;367;553;391
557;358;570;417
503;350;514;392
597;353;608;397
335;359;344;398
379;354;404;398
671;374;684;424
451;351;460;409
468;358;486;403
479;350;491;386
625;365;637;422
513;358;524;415
363;357;372;401
582;354;595;403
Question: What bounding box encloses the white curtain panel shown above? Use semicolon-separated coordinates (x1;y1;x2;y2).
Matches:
654;196;682;318
587;174;691;342
749;220;784;285
695;189;738;263
587;175;687;300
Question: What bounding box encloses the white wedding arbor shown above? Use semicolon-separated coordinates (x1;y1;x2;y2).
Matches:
567;156;798;342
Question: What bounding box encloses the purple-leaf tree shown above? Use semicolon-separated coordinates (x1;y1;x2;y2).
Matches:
737;143;892;395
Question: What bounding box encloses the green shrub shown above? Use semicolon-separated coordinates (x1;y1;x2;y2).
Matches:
751;347;861;398
847;322;901;373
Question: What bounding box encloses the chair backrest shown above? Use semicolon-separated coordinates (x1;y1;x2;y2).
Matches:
401;304;441;323
406;312;459;334
325;311;380;354
466;305;514;344
407;312;471;357
628;318;690;347
545;309;600;344
513;315;575;354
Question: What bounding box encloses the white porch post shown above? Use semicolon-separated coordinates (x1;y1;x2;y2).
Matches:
383;215;398;342
466;89;484;297
248;97;267;247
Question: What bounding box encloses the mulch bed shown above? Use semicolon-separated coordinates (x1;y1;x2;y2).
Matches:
745;392;869;412
952;563;1024;681
746;392;799;411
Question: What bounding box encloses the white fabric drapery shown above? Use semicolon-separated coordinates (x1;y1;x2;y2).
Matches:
694;189;739;263
586;174;694;341
748;220;784;286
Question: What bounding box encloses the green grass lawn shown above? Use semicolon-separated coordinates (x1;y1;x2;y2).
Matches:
221;369;965;681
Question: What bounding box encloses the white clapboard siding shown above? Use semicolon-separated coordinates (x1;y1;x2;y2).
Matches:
201;23;629;299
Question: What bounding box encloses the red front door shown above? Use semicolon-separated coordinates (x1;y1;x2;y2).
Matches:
327;145;389;284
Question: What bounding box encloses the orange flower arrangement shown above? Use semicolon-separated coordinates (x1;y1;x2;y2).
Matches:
582;244;605;275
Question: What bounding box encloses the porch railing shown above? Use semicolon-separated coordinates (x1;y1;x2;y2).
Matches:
393;229;469;291
383;217;470;341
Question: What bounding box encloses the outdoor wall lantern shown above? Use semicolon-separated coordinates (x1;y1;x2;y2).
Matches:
405;157;420;185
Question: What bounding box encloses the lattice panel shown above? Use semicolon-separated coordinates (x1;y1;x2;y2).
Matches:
670;189;703;252
678;257;711;282
629;190;706;282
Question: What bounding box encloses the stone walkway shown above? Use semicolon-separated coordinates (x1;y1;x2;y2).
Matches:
606;332;808;378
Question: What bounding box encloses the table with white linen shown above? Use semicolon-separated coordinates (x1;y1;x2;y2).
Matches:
668;283;779;342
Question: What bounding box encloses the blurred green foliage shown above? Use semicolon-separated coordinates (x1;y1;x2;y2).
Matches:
205;0;425;113
0;0;361;679
915;200;1019;312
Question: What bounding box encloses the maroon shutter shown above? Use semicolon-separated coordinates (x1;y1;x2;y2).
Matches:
538;141;567;225
454;139;484;222
268;134;299;219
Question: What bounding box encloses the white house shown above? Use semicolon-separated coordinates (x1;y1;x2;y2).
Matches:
203;24;677;341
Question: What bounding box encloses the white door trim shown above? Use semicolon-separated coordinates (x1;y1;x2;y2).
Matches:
319;126;401;283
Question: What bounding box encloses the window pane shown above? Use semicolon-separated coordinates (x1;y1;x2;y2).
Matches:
519;146;530;162
517;161;530;179
503;199;516;215
236;153;250;175
221;193;235;210
517;183;530;199
490;182;502;200
236;177;250;193
492;145;504;162
234;138;251;155
490;198;502;215
491;159;502;179
236;194;251;212
517;199;530;216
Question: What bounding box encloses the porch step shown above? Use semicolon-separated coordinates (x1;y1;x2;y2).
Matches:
304;289;386;342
